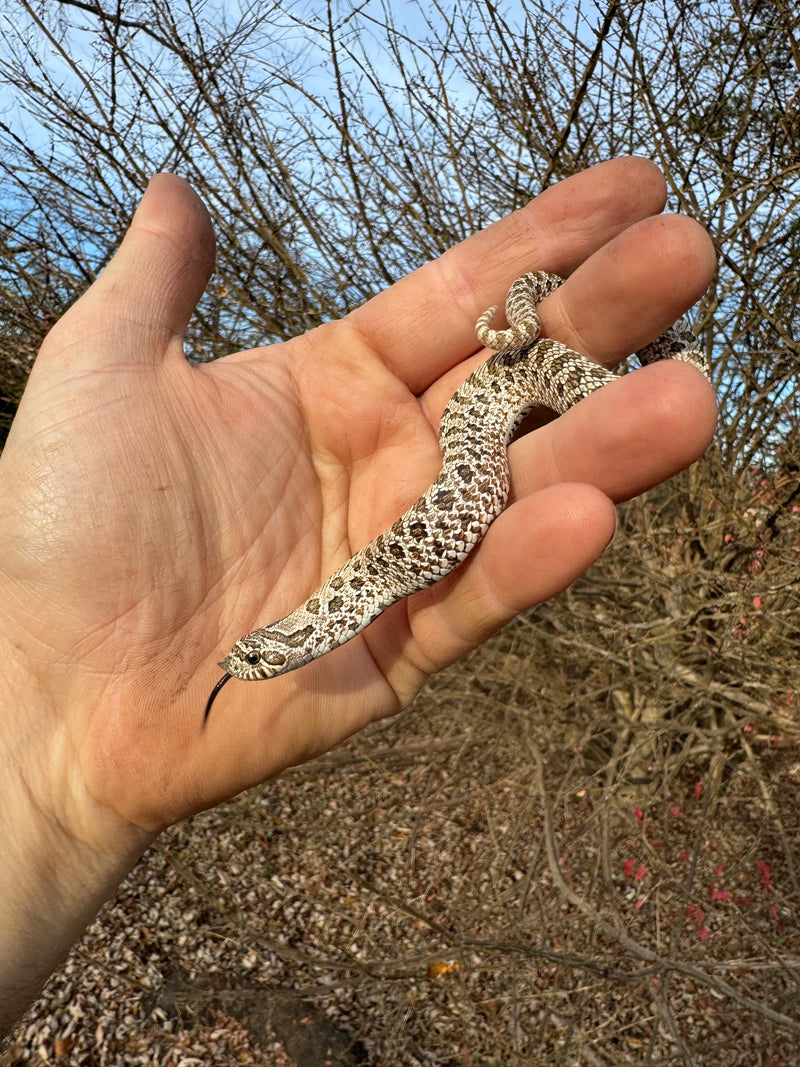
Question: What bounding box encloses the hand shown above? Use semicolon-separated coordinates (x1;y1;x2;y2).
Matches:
0;157;716;1024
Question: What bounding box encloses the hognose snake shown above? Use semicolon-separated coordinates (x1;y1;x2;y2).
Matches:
204;271;709;722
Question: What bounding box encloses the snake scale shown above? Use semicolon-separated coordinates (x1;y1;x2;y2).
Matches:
204;271;709;721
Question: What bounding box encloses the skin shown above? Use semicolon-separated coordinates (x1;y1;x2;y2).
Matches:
0;158;717;1030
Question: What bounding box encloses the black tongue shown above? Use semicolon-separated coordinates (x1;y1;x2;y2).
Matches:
203;672;232;728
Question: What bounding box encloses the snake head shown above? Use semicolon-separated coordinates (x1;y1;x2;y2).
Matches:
203;627;317;725
220;637;289;681
203;639;291;727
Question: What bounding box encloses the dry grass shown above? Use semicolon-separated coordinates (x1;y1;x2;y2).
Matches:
4;457;799;1065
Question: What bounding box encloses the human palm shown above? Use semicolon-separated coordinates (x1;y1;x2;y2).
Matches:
0;163;717;844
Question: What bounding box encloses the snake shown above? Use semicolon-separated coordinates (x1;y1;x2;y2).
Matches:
204;271;709;722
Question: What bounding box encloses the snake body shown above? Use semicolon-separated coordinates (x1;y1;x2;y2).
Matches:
204;272;709;720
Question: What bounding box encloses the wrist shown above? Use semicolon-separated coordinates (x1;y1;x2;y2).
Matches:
0;646;152;1034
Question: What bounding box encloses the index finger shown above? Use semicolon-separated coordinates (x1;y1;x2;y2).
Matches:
347;157;670;394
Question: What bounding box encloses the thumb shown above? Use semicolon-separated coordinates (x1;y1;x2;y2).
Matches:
37;173;216;374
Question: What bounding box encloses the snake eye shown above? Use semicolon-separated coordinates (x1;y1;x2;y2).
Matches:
246;651;261;666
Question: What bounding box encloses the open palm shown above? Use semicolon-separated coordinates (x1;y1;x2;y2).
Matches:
0;161;716;844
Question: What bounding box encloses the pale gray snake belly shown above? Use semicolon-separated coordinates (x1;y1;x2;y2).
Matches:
204;271;709;721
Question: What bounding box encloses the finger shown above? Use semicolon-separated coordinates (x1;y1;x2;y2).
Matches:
422;211;716;421
348;156;670;392
509;359;717;505
541;212;717;366
400;481;617;676
39;174;215;371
